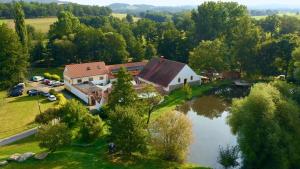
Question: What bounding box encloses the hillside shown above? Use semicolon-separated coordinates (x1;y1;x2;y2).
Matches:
108;3;195;14
0;0;68;3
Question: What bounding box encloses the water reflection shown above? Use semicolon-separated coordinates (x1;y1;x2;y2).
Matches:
179;95;237;169
179;96;228;119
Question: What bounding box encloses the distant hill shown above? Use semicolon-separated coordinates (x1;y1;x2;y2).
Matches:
108;3;195;14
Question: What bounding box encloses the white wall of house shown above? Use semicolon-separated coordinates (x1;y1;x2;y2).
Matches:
65;82;89;104
168;65;201;88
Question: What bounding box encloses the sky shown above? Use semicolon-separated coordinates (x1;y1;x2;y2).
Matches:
64;0;300;7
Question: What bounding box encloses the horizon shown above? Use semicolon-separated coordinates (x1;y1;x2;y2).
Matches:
64;0;300;8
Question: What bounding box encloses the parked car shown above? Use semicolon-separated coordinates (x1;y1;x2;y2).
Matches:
43;79;51;85
51;81;64;87
40;91;51;97
10;88;23;97
32;76;44;82
27;89;40;96
48;95;57;101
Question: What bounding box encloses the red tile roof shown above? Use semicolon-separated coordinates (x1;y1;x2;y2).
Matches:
138;58;186;87
64;62;109;78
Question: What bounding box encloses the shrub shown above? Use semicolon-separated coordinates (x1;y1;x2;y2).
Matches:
218;145;239;169
44;72;51;79
56;93;67;106
149;111;193;162
78;113;103;143
182;84;192;100
51;74;61;81
36;123;71;153
35;108;60;124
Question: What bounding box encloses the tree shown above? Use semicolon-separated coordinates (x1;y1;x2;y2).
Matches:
189;38;228;73
218;145;239;169
48;11;80;40
78;113;103;143
259;15;281;36
59;99;89;128
36;123;71;153
102;32;128;64
229;83;300;169
126;14;134;23
35;108;60;124
131;38;145;61
140;85;163;124
109;106;147;155
144;43;157;59
108;67;137;110
191;1;248;41
13;2;28;51
149;111;192;162
292;46;300;82
0;24;28;88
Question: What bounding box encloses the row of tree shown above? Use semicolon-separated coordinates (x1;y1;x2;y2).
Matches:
0;2;112;18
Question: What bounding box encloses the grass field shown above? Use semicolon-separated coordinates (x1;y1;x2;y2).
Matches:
0;136;210;169
252;12;300;20
0;91;55;139
0;17;57;33
111;13;140;22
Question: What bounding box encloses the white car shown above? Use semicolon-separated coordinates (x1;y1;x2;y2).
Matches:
32;76;44;82
48;95;57;101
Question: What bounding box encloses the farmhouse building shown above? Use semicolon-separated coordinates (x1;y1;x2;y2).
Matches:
138;58;201;92
64;61;147;107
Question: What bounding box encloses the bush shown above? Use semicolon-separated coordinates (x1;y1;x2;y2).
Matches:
78;114;103;143
218;145;239;169
149;111;192;162
51;74;61;81
35;108;60;124
36;123;72;153
44;72;51;79
56;93;67;106
43;72;61;81
182;84;192;100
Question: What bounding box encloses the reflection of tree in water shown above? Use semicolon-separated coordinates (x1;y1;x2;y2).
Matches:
179;96;228;119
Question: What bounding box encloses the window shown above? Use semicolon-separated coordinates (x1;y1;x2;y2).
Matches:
89;77;93;81
178;78;181;83
99;76;104;80
77;79;82;83
191;76;193;80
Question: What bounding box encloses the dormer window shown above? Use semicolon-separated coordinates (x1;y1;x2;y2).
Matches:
87;67;91;70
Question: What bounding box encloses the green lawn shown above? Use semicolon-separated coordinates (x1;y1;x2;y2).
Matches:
0;135;210;169
153;80;232;116
0;17;57;33
0;91;55;139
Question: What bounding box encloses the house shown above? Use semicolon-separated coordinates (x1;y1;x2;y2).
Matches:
63;61;147;108
138;57;201;92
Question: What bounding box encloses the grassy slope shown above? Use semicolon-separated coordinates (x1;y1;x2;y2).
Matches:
0;17;57;33
0;135;210;169
111;13;140;22
0;91;55;139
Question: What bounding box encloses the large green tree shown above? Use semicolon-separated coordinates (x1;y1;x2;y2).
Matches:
0;24;28;88
109;105;147;155
13;2;28;51
229;83;300;169
191;1;248;41
189;38;228;73
292;46;300;82
108;67;137;110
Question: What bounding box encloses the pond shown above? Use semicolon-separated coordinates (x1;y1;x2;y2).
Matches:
179;95;238;169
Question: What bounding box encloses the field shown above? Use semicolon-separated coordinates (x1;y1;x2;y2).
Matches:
0;136;210;169
0;91;55;139
0;17;57;33
252;12;300;20
0;13;138;33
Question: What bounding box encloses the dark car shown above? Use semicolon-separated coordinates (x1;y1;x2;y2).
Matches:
10;89;23;97
27;89;40;96
40;91;51;97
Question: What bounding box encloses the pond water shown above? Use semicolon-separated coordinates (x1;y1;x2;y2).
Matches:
179;95;237;169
